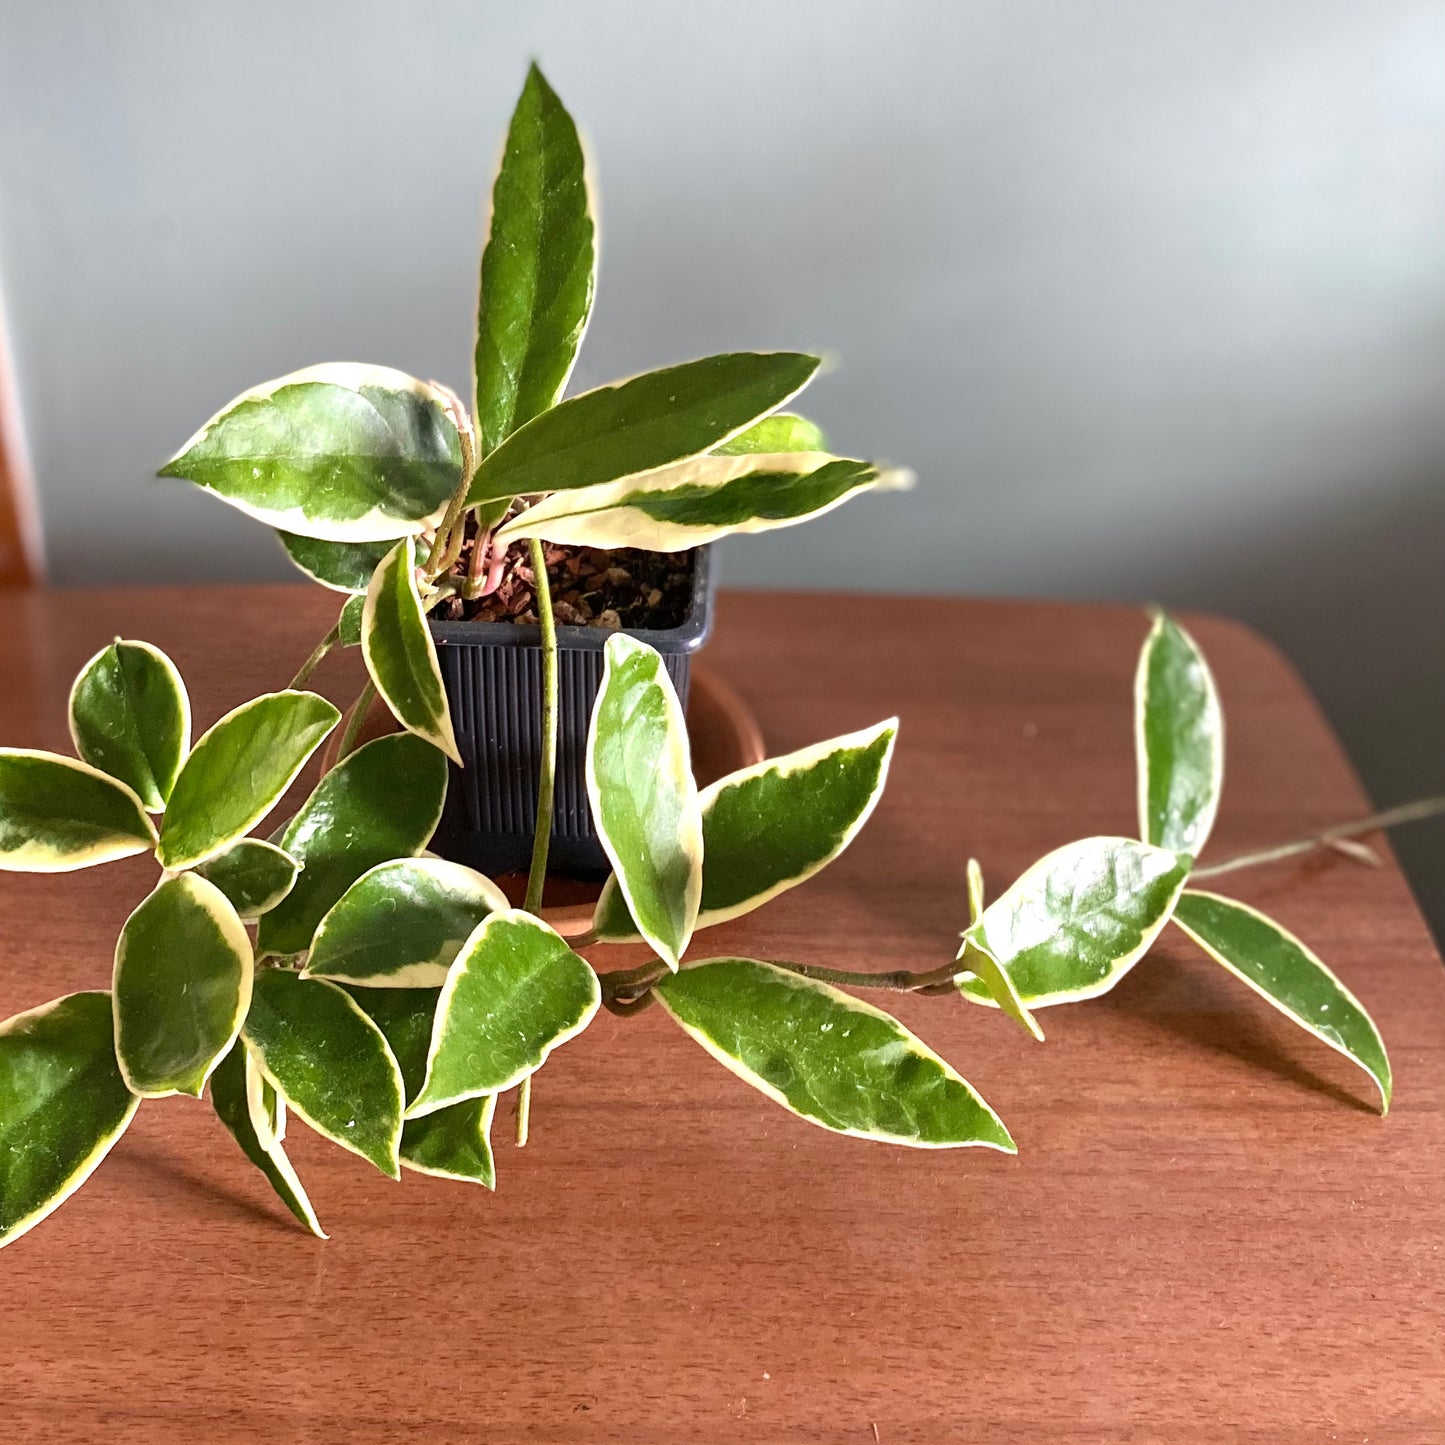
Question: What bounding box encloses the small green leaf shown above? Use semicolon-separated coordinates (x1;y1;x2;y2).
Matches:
497;452;908;553
0;749;156;872
475;62;596;457
195;838;300;920
156;690;340;870
586;635;701;969
957;837;1190;1008
0;991;140;1250
277;531;395;593
345;986;439;1098
304;857;508;987
966;858;985;926
113;873;253;1098
209;1038;325;1237
160;363;462;542
1172;890;1391;1112
593;719;896;940
1136;612;1224;855
467;351;821;506
255;732;449;957
338;594;365;648
68;639;190;811
407;910;599;1119
653;958;1015;1151
242;970;404;1178
713;412;826;455
361;536;460;764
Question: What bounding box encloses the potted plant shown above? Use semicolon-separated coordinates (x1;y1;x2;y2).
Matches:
0;66;1422;1250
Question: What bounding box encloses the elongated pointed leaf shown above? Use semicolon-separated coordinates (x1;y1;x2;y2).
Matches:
467;351;821;506
113;873;253;1098
277;531;394;594
209;1037;325;1237
497;452;908;553
256;731;448;957
345;986;439;1098
1173;890;1391;1112
654;958;1014;1150
156;690;339;870
160;363;462;542
713;412;826;456
586;635;701;969
957;837;1189;1009
408;910;599;1119
304;858;508;987
1136;612;1223;855
361;537;460;764
475;62;595;457
68;640;190;810
593;719;896;940
338;594;365;647
242;970;403;1178
0;749;155;872
195;838;300;920
0;991;139;1250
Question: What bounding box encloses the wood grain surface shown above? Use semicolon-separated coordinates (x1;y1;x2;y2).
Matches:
0;586;1440;1444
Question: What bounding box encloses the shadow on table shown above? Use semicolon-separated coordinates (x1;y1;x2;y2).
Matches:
110;1139;299;1234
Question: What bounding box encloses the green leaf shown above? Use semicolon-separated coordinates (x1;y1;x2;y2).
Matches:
0;749;156;872
209;1038;325;1237
957;837;1190;1008
195;838;300;920
113;873;253;1098
466;351;821;506
338;594;365;648
653;958;1015;1151
68;639;190;811
242;969;403;1178
160;363;462;542
304;857;508;987
345;986;438;1097
593;719;896;940
255;732;448;957
156;690;340;870
1136;611;1223;855
407;910;599;1119
1172;889;1391;1112
586;635;701;969
713;412;826;455
496;452;908;553
0;991;140;1250
277;531;395;594
361;536;460;764
475;62;596;458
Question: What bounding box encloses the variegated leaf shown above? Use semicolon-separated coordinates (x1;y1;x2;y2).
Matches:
194;838;300;920
0;750;155;872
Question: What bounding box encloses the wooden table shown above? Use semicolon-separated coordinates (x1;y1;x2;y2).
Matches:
1;586;1441;1444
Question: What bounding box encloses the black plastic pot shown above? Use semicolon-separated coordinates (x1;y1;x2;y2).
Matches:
427;548;716;880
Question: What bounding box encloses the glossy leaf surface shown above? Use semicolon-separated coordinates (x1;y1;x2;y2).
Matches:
0;749;155;872
713;412;826;455
338;594;365;647
277;531;395;593
654;958;1015;1150
195;838;300;920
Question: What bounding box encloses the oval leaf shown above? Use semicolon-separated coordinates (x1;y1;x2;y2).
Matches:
1172;889;1391;1112
653;958;1014;1150
156;690;340;870
209;1037;325;1237
497;452;908;553
242;970;403;1178
0;991;140;1250
593;719;896;940
586;634;702;969
0;749;156;872
337;594;365;648
255;731;449;957
476;62;596;457
160;363;462;542
1136;611;1223;855
68;640;190;811
195;838;301;920
467;351;821;506
113;873;253;1098
361;536;460;764
957;837;1190;1008
277;531;395;594
407;910;599;1119
712;412;826;455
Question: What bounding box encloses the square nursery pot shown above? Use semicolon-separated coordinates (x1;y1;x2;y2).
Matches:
427;547;716;881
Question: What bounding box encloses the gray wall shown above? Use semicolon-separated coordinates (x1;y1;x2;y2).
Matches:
3;1;1444;926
